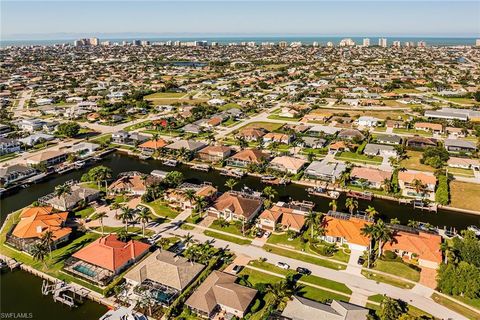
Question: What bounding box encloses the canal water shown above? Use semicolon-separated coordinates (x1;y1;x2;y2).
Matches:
1;151;480;319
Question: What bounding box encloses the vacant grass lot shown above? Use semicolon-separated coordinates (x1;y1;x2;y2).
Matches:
393;128;433;137
373;260;420;282
400;150;435;172
145;92;186;99
237;121;284;132
448;167;475;177
449;181;480;212
335;151;383;165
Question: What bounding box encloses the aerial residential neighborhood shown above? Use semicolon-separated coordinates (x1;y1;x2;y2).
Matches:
1;1;480;320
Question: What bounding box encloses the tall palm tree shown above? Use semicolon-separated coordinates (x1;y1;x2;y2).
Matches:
95;212;108;236
374;219;393;258
117;206;135;231
184;189;196;207
183;232;194;248
92;166;113;190
40;230;54;255
194;196;208;214
54;184;72;211
361;224;376;268
225;178;238;191
136;208;151;237
365;206;378;219
117;229;129;242
383;178;392;194
412;179;426;195
305;211;322;239
31;243;48;268
329;199;338;212
345;197;358;215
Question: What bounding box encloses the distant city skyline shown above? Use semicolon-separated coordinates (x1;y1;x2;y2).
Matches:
2;1;479;40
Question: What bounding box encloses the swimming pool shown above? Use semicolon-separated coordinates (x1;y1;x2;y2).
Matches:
73;265;97;278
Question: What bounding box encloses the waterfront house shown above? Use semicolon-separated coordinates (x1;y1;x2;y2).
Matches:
7;206;71;253
383;229;442;269
26;150;67;167
321;211;372;251
406;136;436;149
165;139;207;153
164;183;217;210
398;170;436;200
138;139;168;155
0;137;21;155
281;296;369;320
444;139;477;154
269;156;307;174
258;202;307;232
108;173;149;196
0;164;36;187
350;167;392;189
18;119;44;132
44;184;101;211
304;161;347;182
124;249;204;306
197;145;234;163
18;133;55;147
185;271;257;319
111;131;148;146
67;234;150;285
207;191;263;223
337;129;365;142
70;142;100;157
226;148;268;168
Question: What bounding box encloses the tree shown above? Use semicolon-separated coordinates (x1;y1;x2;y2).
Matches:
163;171;184;188
157;237;170;250
184;189;196;206
40;230;54;255
329;199;337;212
95;212;108;236
117;206;135;231
136;207;151;237
183;232;195;248
117;229;129;242
374;219;393;258
88;165;113;190
225;178;238;191
56;122;80;137
361;224;376;268
365;206;378;219
411;179;426;194
262;186;277;208
345;197;358;215
378;296;407;320
305;211;322;239
31;243;48;268
54;184;72;210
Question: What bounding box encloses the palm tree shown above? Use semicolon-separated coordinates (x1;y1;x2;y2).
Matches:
95;212;108;236
329;199;338;212
184;189;196;207
365;206;378;219
361;224;376;268
136;208;151;237
345;197;358;215
194;196;208;214
389;218;401;225
305;211;322;239
383;178;392;194
339;171;350;187
183;233;194;248
374;219;393;258
157;237;170;250
91;166;113;190
117;206;135;231
40;230;54;255
265;281;292;308
117;229;129;242
54;184;72;211
225;178;238;191
31;243;48;268
412;179;426;195
262;186;278;208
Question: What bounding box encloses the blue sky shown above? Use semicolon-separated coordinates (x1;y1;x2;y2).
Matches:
1;1;479;39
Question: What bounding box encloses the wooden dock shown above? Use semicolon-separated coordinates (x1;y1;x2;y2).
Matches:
0;254;21;270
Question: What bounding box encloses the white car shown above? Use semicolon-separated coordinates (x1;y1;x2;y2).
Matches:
276;262;290;270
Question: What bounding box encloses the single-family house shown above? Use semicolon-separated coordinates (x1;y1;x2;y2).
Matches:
263;132;293;145
207;191;263;222
236;127;268;141
304;161;347;182
258;202;307;232
281;296;369;320
197;145;234;163
375;134;402;145
398;171;437;200
138;139;168;155
0;138;21;155
357;116;380;127
226;149;268;168
321;211;373;251
165;139;207;153
45;184;101;211
447;157;480;170
444;139;477;154
350;167;392;189
26;150;67;167
0;164;36;187
414;122;443;134
406;136;436;149
363;143;397;158
269;156;307;174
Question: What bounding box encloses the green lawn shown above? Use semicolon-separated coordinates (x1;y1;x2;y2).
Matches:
373;260;420;282
90;134;111;145
431;293;480;320
237;121;284;132
209;220;248;237
93;226;154;237
203;230;252;245
223;118;240;127
361;270;414;289
124;121;151;132
267;114;301;121
392;128;433;137
145;92;186;99
238;267;283;286
335;152;383;165
448;167;474;177
0;153;18;162
219;103;241;111
263;244;346;270
300;274;352;295
300;285;350;303
74;206;95;218
400;150;435;172
145;200;179;219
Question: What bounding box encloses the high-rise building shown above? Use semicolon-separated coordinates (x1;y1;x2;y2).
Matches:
404;41;414;48
278;41;288;48
417;41;426;48
89;37;99;46
362;38;370;47
140;40;150;46
326;41;334;48
339;38;355;47
312;42;319;47
378;38;387;47
475;39;480;46
392;41;401;48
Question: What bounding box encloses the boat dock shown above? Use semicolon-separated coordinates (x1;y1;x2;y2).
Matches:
220;168;245;178
413;200;438;212
42;280;90;308
307;187;340;199
0;254;21;270
346;190;373;201
191;163;210;172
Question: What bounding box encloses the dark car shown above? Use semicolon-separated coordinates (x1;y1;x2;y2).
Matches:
256;230;264;237
357;256;365;266
296;267;311;275
232;265;243;274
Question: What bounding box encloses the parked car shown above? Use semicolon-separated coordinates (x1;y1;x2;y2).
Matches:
357;256;365;266
256;230;264;237
232;265;243;274
296;267;311;275
263;231;271;238
276;262;290;269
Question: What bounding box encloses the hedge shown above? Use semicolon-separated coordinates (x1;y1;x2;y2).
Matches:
435;175;449;205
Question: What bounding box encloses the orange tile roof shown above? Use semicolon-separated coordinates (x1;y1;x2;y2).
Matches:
213;192;262;219
260;205;305;230
323;216;371;247
351;167;392;183
139;139;168;149
383;231;442;264
398;171;437;185
270;156;307;171
414;122;443;131
230;149;267;163
12;206;71;240
108;175;147;193
72;234;150;272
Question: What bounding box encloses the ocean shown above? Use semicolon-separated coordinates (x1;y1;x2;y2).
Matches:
1;36;478;47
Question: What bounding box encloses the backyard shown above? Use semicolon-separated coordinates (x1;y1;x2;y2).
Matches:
400;150;435;172
449;181;480;211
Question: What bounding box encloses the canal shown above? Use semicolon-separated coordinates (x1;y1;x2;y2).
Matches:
1;151;480;319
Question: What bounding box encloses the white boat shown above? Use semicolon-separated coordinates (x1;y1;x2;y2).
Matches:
307;187;340;199
163;159;178;167
467;225;480;237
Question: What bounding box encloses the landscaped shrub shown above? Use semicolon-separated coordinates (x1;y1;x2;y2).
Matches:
383;250;398;261
250;298;262;313
435;174;449;205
